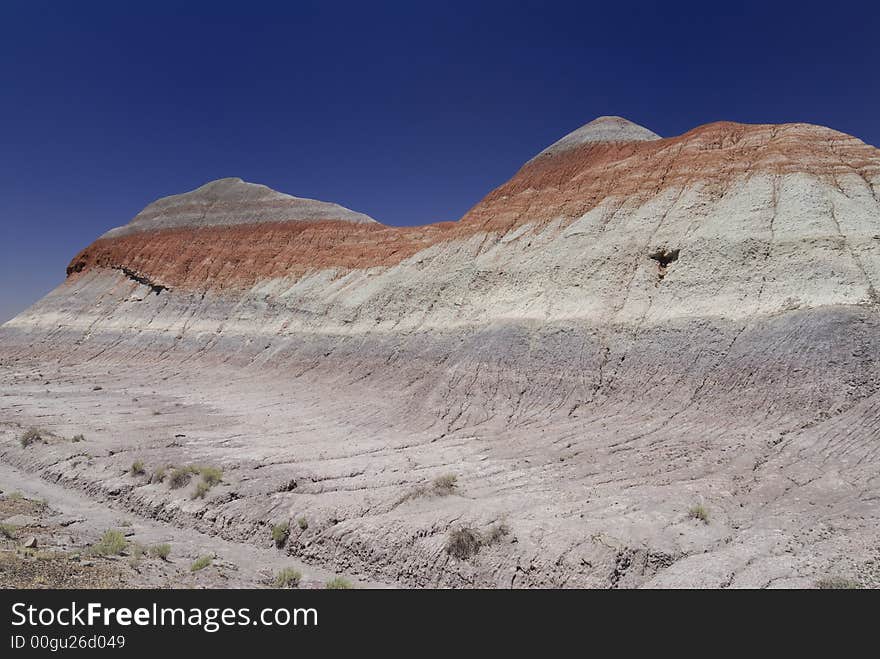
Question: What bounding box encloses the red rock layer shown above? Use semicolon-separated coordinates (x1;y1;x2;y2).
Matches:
66;121;880;291
67;220;456;291
460;122;880;233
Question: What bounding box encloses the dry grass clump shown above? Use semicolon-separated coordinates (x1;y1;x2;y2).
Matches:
163;464;223;497
19;427;44;448
397;473;461;505
168;466;195;489
275;567;302;588
816;576;861;589
445;527;482;560
190;555;212;572
432;474;458;495
198;466;223;486
325;576;352;589
130;460;146;476
444;522;511;560
149;543;171;561
150;466;168;484
484;522;510;545
688;504;709;524
91;529;128;556
192;481;211;499
272;521;290;548
127;543;146;567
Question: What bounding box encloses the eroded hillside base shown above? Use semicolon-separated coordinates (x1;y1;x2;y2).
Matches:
2;307;878;588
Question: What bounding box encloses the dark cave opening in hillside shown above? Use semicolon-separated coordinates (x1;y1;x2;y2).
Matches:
648;247;680;280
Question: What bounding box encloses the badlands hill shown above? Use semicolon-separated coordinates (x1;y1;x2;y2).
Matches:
2;116;879;588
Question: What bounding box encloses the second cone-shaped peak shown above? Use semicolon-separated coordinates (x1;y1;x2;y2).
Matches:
531;116;661;161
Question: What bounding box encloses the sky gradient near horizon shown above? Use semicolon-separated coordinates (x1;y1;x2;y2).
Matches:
1;0;879;322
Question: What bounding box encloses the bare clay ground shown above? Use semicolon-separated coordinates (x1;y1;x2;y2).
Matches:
0;360;389;589
0;462;384;589
1;353;877;589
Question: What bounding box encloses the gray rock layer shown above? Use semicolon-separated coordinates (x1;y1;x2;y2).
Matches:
102;177;376;238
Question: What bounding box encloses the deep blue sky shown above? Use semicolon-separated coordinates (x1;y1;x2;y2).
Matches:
1;1;879;322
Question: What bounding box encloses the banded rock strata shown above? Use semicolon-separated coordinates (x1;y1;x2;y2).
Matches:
2;116;880;588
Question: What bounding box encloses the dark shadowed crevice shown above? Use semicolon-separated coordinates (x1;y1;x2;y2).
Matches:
648;247;680;280
66;260;87;276
116;266;169;295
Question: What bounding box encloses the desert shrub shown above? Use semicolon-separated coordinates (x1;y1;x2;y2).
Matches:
149;543;171;561
272;522;290;548
198;466;223;486
71;434;85;443
275;567;302;588
688;504;709;524
168;467;192;489
817;576;861;589
484;522;510;545
92;529;128;556
150;466;167;484
445;528;481;560
325;576;352;589
398;473;460;504
190;555;212;572
0;523;18;539
19;427;43;447
130;460;146;476
297;516;308;531
192;481;210;499
432;474;458;495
